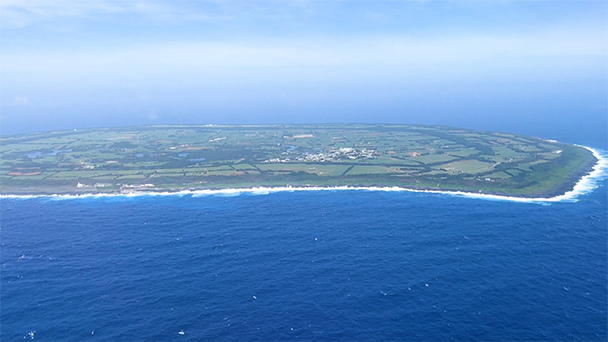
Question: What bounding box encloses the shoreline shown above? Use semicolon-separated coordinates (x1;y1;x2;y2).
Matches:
2;146;606;204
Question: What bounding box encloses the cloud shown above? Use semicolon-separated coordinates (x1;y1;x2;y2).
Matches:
1;0;122;28
0;0;232;28
3;29;604;77
0;0;437;28
1;2;605;97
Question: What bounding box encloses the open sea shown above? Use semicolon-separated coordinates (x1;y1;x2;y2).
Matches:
1;152;607;341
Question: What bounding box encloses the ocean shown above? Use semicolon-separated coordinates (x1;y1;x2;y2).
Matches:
1;165;607;341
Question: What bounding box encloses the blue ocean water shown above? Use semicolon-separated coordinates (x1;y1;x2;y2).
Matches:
1;183;607;341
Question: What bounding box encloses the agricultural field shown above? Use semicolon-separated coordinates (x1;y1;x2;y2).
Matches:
0;124;597;197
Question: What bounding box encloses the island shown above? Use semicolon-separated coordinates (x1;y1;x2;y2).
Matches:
0;124;598;198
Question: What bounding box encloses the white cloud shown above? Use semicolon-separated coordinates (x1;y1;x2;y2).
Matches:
1;19;605;95
3;29;604;72
0;0;123;28
0;0;426;28
0;0;232;28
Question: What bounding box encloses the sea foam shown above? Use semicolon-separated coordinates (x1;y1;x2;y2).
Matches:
1;146;606;204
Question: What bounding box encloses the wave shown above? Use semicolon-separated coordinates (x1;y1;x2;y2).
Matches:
2;146;606;204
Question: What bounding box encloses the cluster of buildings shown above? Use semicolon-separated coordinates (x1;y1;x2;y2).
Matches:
264;147;378;163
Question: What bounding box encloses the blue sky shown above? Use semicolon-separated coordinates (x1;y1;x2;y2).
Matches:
1;0;606;145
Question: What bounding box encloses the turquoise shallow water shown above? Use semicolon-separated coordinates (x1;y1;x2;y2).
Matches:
1;182;607;341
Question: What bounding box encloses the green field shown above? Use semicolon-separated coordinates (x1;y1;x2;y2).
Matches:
0;124;597;197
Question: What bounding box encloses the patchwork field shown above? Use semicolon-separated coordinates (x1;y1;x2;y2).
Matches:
0;124;596;197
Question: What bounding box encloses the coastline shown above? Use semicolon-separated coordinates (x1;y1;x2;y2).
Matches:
1;146;606;204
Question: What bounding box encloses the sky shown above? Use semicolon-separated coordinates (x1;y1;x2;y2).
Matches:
0;0;606;146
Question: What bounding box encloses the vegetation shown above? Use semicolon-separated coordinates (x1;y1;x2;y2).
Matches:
0;124;597;197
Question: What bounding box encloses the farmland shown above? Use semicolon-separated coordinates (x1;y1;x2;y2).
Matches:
0;124;597;197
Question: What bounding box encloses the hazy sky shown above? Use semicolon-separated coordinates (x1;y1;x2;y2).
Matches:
1;0;606;144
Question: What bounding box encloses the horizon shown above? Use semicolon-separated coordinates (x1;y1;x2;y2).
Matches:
1;0;607;147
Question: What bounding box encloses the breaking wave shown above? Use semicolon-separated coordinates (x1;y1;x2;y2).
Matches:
1;147;606;204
